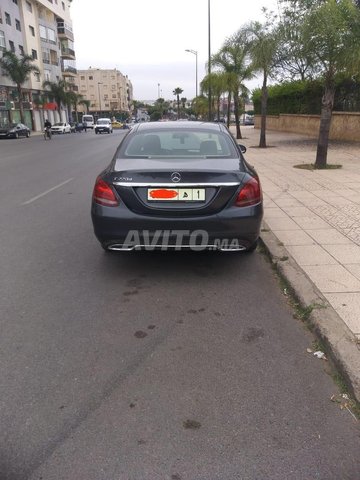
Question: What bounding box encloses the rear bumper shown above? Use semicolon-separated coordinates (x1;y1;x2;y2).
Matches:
91;202;263;251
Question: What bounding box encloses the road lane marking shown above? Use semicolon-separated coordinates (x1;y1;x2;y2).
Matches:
21;178;74;205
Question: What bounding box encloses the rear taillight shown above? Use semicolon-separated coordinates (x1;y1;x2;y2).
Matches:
235;177;262;207
93;177;119;207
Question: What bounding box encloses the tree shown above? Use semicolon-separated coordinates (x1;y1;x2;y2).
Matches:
0;50;40;125
211;33;253;138
246;18;281;148
302;0;360;167
173;87;183;119
201;72;227;122
65;91;83;122
276;0;321;81
192;95;209;119
43;80;68;118
79;99;91;114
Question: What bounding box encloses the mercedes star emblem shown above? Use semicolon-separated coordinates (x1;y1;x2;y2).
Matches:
171;172;181;183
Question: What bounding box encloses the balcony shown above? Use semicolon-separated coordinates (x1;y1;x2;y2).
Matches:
62;66;77;77
61;46;76;60
57;21;74;41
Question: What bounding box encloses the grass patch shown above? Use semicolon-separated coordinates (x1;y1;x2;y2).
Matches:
294;163;342;171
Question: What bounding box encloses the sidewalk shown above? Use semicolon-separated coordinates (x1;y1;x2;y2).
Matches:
233;126;360;401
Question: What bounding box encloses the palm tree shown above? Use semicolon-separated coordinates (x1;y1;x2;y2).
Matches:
173;87;183;119
192;95;209;119
79;99;91;114
0;50;40;125
302;0;360;168
43;80;68;120
201;72;228;122
246;20;281;148
211;34;254;139
65;91;83;122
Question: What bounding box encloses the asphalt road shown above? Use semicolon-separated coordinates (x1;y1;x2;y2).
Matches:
0;130;359;480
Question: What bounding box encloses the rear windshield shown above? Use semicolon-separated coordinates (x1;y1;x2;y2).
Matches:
120;130;238;158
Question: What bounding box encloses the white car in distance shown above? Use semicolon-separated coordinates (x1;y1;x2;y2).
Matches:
51;122;72;134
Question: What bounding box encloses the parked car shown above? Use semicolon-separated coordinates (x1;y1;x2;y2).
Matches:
51;122;71;134
91;121;263;252
95;118;113;134
0;122;31;139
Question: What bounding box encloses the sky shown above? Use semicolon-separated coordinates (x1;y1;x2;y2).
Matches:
70;0;279;101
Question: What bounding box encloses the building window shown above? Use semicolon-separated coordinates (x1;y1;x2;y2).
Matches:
62;2;65;10
44;69;50;80
42;50;50;64
80;75;85;80
112;94;116;99
50;49;58;65
88;76;93;80
19;45;24;55
29;25;35;36
31;49;37;59
5;12;11;26
26;1;32;12
39;25;46;40
9;40;15;52
0;31;5;50
47;27;56;43
15;19;21;31
34;72;40;82
13;0;18;4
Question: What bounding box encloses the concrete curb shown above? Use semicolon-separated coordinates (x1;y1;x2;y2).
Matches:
260;221;360;403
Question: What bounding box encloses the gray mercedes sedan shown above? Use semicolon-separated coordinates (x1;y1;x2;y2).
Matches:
91;121;263;252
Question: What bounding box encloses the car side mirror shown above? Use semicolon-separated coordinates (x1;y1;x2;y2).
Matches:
238;144;247;154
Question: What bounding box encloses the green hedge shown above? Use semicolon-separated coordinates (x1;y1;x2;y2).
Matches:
252;77;360;115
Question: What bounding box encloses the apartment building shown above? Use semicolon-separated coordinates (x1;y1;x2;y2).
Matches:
0;0;76;130
75;68;133;118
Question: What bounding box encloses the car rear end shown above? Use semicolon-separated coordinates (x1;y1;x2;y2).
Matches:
91;122;263;251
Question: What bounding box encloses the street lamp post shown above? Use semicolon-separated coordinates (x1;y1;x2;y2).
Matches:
97;82;102;115
208;0;212;122
185;49;198;99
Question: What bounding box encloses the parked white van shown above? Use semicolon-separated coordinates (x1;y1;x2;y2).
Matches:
82;114;94;129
